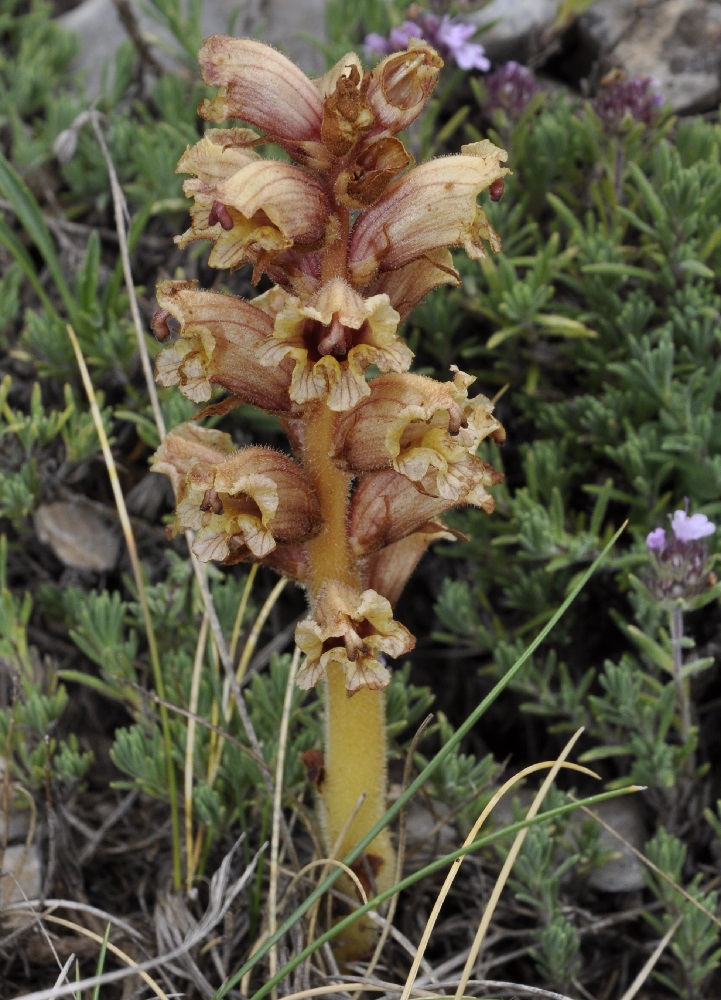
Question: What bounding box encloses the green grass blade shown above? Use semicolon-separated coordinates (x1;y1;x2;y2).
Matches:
0;150;77;320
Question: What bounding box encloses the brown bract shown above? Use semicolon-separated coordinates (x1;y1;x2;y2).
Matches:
349;466;503;555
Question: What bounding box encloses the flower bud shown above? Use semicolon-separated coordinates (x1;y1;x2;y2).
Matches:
366;40;443;135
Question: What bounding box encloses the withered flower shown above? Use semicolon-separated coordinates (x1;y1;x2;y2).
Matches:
295;581;415;694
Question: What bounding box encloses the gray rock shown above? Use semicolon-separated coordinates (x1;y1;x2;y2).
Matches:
585;796;647;893
34;499;120;571
0;843;43;916
469;0;559;62
57;0;326;99
579;0;721;113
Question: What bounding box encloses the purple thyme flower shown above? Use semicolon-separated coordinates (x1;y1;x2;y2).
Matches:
646;506;716;601
435;15;490;71
484;61;538;117
389;20;421;50
646;527;667;551
364;13;489;72
670;509;715;543
364;32;392;58
593;71;664;129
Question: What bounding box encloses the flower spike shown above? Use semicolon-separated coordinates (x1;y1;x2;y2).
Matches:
153;32;508;959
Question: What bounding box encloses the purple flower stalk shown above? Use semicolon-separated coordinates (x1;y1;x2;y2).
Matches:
593;71;664;130
483;61;538;117
646;506;716;601
364;14;490;72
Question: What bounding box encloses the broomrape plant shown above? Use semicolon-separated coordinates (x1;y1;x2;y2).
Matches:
151;34;508;958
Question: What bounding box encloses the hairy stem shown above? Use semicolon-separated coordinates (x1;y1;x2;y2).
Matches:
302;375;395;958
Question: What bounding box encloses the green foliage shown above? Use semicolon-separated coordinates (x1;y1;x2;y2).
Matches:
0;537;93;790
412;83;721;995
502;788;587;989
643;828;721;997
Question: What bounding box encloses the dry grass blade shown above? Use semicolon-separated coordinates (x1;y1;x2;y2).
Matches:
268;643;302;992
89;112;165;437
399;729;597;1000
43;914;170;1000
619;914;683;1000
47;954;75;999
235;575;288;685
16;840;265;1000
185;611;210;890
455;729;592;997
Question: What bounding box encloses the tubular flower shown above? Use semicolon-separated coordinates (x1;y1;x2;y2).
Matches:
153;280;295;412
332;367;504;499
295;581;415;694
349;140;509;286
349;467;502;555
255;278;411;411
198;36;327;166
152;424;320;563
176;136;335;276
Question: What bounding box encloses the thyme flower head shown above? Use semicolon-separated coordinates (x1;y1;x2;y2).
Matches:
646;509;716;551
483;61;537;117
365;14;490;71
646;506;716;601
593;70;664;129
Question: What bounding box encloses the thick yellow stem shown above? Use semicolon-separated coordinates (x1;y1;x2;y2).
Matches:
303;402;354;591
323;663;394;883
302;393;395;959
